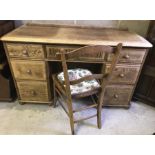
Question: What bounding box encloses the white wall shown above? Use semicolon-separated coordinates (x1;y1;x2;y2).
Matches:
15;20;150;37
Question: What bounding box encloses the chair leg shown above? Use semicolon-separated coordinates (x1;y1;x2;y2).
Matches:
67;99;75;135
97;93;104;129
53;82;58;108
69;117;75;135
97;104;102;129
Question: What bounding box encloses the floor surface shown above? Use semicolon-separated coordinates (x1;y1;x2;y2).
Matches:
0;100;155;135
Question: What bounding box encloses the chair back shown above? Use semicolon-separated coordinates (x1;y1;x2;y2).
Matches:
58;43;122;99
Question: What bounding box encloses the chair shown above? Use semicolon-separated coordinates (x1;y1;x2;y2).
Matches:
52;43;122;134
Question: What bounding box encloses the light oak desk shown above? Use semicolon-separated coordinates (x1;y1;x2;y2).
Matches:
1;24;152;107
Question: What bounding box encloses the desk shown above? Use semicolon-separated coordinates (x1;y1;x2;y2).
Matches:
1;24;152;107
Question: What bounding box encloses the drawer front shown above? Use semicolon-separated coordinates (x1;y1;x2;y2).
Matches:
46;45;106;62
106;48;146;64
11;60;46;80
46;45;81;60
17;81;49;101
104;85;134;106
6;43;44;59
104;65;140;84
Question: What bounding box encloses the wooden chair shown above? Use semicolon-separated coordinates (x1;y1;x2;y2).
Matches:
52;43;122;134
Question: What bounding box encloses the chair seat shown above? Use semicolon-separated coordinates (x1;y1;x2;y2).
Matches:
57;68;101;95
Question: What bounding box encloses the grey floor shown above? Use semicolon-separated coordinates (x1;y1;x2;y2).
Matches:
0;99;155;135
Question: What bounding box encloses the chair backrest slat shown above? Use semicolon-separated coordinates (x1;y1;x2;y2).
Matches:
65;45;114;61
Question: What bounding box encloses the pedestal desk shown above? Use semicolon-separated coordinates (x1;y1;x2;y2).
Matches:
0;24;152;107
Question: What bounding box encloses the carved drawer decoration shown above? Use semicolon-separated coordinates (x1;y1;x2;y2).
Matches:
6;43;44;59
103;64;140;84
46;45;106;62
46;45;81;60
103;85;134;106
105;48;146;64
17;81;49;101
10;60;46;80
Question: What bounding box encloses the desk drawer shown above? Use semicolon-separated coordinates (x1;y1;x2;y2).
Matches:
46;45;80;60
11;60;46;80
46;45;106;61
106;48;146;64
17;81;49;101
6;43;44;59
104;85;134;106
104;65;140;84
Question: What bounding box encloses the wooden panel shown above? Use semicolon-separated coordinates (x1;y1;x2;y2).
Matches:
17;81;49;101
46;45;108;61
1;24;152;48
135;75;153;96
0;21;16;101
148;81;155;102
103;64;140;84
46;45;81;60
6;43;44;59
104;85;134;106
143;65;155;77
10;60;46;80
105;48;146;64
0;74;10;100
134;21;155;107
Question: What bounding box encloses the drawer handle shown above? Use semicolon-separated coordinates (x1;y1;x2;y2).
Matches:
123;54;130;59
114;94;119;99
119;73;125;78
27;69;32;74
31;90;36;96
22;50;28;55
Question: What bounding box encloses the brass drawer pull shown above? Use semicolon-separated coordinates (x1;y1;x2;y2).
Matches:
123;54;130;59
26;69;32;74
114;94;118;98
119;73;125;78
23;50;28;55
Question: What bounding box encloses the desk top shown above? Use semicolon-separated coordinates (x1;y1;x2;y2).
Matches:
1;23;152;48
